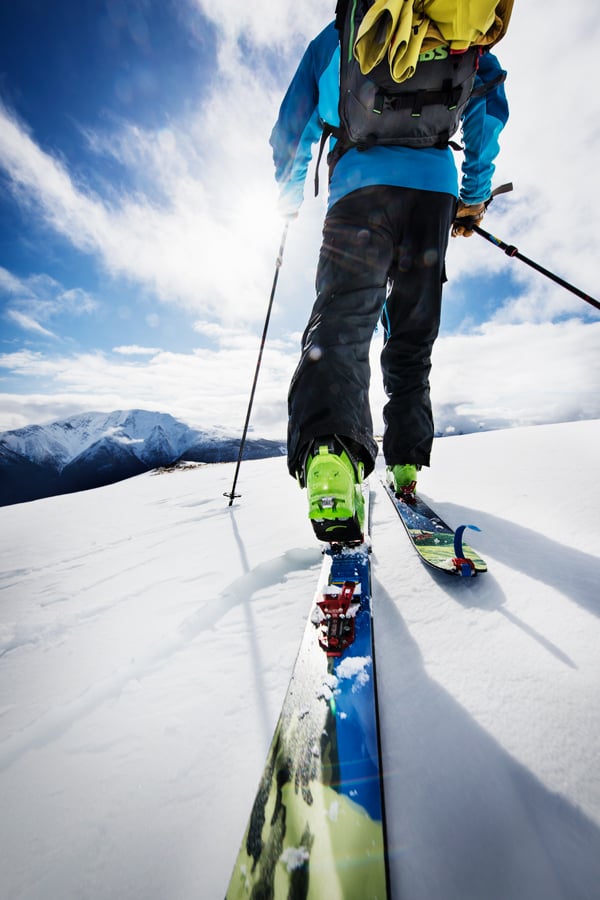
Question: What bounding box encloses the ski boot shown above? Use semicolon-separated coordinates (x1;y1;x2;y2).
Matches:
386;463;419;503
305;439;365;543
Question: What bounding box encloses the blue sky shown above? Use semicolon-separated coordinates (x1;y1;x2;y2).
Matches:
1;0;599;439
1;0;217;356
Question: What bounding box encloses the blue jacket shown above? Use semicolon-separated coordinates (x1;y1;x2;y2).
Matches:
270;22;508;216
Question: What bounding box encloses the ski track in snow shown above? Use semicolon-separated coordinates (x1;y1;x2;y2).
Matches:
0;537;318;772
0;422;599;900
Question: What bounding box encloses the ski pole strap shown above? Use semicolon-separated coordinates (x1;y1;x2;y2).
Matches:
485;182;514;209
453;183;513;232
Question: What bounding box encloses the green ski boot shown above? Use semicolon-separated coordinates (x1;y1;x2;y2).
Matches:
386;463;419;501
306;441;365;543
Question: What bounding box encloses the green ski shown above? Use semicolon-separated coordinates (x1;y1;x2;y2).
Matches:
382;480;487;576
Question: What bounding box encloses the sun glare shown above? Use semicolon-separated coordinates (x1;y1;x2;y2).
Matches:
232;184;283;246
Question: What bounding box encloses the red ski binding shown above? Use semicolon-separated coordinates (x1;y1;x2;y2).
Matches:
451;556;476;577
317;581;360;656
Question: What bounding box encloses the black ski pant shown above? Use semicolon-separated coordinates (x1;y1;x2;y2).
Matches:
287;184;455;480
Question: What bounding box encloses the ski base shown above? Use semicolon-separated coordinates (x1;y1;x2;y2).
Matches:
382;481;487;576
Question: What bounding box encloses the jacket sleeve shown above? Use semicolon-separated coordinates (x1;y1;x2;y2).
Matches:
459;51;509;205
270;25;338;217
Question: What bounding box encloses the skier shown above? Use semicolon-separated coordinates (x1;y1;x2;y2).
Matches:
270;7;509;542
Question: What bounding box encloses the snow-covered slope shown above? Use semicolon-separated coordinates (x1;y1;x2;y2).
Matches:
0;421;599;899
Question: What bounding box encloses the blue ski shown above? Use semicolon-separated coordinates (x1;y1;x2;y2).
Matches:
226;486;389;898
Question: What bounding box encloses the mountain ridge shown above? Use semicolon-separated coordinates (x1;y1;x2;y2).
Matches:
0;409;285;506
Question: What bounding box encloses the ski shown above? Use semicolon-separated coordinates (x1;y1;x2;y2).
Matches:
381;479;487;576
226;485;389;899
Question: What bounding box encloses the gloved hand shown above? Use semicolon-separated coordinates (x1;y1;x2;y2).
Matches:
451;200;486;238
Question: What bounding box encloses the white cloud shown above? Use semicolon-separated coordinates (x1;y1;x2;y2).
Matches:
366;317;600;442
0;2;599;437
431;319;600;430
1;317;598;441
0;84;285;327
5;310;57;339
112;345;163;356
447;0;600;321
1;2;599;334
0;340;297;437
0;267;26;295
0;0;332;332
188;0;330;56
193;320;231;340
0;266;97;337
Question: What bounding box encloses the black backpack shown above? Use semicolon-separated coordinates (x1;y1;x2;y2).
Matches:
316;0;504;188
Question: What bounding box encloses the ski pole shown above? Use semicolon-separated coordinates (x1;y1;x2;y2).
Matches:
473;224;600;312
224;221;290;506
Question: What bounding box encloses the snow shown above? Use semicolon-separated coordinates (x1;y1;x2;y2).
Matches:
280;846;310;871
335;655;372;690
1;420;600;900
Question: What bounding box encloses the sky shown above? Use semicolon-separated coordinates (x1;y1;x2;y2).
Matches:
0;0;599;439
1;421;599;898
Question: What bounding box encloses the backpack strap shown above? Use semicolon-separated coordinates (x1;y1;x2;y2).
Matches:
470;68;506;99
314;119;353;196
314;126;332;196
334;0;351;32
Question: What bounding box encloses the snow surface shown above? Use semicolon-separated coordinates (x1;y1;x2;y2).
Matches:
1;421;599;900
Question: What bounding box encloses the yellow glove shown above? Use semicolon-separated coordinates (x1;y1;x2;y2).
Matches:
451;200;486;238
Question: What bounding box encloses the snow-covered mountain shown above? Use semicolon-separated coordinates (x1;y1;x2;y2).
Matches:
0;410;284;506
0;420;599;900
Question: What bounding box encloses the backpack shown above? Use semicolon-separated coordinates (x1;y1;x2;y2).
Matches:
316;0;508;187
